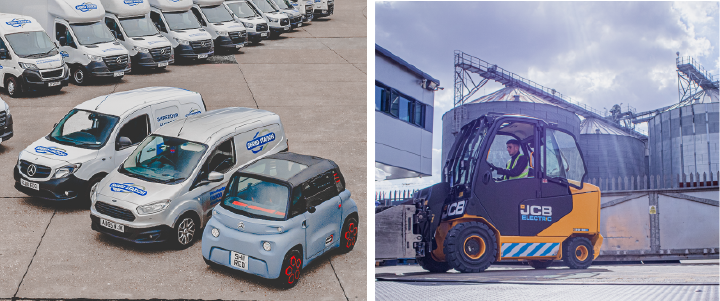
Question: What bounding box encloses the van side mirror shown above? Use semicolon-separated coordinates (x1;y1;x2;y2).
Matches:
208;171;224;182
0;49;8;60
307;206;316;213
117;136;132;149
58;36;67;46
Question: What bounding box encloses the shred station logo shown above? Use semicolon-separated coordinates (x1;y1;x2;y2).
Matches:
109;183;148;196
185;109;202;117
157;113;178;126
209;186;225;205
246;130;275;154
75;2;98;12
520;204;553;222
5;18;32;28
124;0;144;6
35;58;60;65
35;146;68;156
60;51;69;58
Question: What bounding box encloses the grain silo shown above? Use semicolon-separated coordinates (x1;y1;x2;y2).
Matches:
579;118;648;181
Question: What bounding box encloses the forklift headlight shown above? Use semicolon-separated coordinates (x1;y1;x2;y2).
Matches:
262;241;271;251
18;62;39;70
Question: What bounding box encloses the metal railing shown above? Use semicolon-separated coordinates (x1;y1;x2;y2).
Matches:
677;56;716;83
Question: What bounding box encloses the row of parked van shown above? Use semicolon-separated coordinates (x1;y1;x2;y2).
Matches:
11;87;358;288
0;0;334;96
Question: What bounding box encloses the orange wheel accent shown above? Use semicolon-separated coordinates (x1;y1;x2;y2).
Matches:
463;235;485;260
575;245;589;261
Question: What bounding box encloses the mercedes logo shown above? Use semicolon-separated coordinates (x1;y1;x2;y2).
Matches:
160;48;166;54
27;164;36;176
238;222;244;229
116;57;122;64
201;42;208;47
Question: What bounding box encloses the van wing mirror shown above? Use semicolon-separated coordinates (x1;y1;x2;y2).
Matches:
117;136;132;149
208;171;224;182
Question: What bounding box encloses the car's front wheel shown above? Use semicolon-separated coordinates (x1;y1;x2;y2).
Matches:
170;213;199;249
276;249;302;289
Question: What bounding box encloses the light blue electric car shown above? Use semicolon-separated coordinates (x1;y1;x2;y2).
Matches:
201;152;358;288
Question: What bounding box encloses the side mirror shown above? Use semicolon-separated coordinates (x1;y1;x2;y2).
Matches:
307;206;316;213
117;136;132;149
208;171;224;182
0;49;8;60
58;36;67;46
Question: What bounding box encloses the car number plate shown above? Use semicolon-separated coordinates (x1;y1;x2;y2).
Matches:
236;44;243;48
230;251;248;270
113;71;124;77
100;218;125;233
20;178;39;190
298;23;302;27
284;25;290;30
198;54;208;59
48;81;61;87
261;33;267;37
158;62;168;67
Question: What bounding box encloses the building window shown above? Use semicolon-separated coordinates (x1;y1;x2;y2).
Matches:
376;81;428;130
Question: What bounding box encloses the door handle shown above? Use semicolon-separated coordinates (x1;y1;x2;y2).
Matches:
482;171;492;184
302;220;307;228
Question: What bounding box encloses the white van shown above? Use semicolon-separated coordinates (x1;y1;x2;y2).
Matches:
100;0;174;70
0;14;69;97
223;0;269;45
2;0;132;85
0;96;12;143
90;107;288;248
271;0;303;28
148;0;214;61
249;0;289;38
13;87;206;203
190;0;247;51
311;0;333;19
289;0;314;24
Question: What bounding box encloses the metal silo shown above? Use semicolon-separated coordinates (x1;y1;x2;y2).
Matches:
579;118;647;181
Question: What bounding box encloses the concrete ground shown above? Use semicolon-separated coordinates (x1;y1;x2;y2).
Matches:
0;0;366;300
375;260;719;300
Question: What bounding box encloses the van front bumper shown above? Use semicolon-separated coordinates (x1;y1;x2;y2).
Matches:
215;36;246;50
18;69;69;92
90;214;173;243
313;4;334;17
13;166;86;201
174;44;214;60
132;51;173;68
87;61;131;77
0;113;13;143
248;31;267;43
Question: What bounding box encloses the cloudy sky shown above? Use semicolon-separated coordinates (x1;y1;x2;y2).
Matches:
374;1;719;194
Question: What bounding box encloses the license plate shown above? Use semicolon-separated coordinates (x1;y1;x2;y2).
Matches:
48;81;60;87
230;251;248;270
20;178;39;191
298;23;302;27
236;44;243;49
113;71;124;77
158;62;168;67
100;218;125;233
198;54;208;59
261;33;267;37
284;25;290;30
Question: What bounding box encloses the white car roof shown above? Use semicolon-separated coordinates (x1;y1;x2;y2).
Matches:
155;107;279;145
75;87;203;118
0;14;46;34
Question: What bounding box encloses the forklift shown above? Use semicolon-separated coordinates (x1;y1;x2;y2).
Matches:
412;113;603;273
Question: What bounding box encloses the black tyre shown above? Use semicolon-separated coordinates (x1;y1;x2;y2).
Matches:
528;259;553;269
562;237;594;269
170;213;200;250
443;221;497;273
417;254;451;273
5;76;21;98
276;249;302;289
339;215;358;253
71;66;88;85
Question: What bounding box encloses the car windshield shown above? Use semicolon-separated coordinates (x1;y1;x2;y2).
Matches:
48;109;119;149
201;5;235;23
4;31;58;58
242;158;307;180
275;0;292;10
119;16;159;37
120;135;208;184
221;174;289;220
254;0;279;13
163;11;202;31
446;117;488;187
226;2;260;18
70;22;116;45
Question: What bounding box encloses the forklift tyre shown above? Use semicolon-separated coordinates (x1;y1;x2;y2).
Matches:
416;255;450;273
443;221;497;273
562;237;594;269
528;259;553;269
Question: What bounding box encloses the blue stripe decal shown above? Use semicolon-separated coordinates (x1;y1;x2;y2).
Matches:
526;243;544;257
540;243;559;256
502;243;518;257
509;243;533;257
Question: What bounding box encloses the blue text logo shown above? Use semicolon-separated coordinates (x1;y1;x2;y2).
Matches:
124;0;144;6
520;205;552;222
75;2;98;12
110;183;148;196
35;146;68;156
210;186;225;205
247;131;275;154
5;18;31;28
60;51;69;58
185;109;202;117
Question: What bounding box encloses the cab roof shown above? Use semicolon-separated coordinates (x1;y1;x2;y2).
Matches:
155;107;278;145
0;14;46;34
240;152;339;188
75;86;202;117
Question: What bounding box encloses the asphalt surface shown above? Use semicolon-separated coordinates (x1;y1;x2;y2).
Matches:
0;0;367;300
375;260;720;300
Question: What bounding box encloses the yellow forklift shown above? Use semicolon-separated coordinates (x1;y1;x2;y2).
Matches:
412;113;603;272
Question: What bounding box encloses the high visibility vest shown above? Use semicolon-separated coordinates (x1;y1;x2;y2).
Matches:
505;154;529;180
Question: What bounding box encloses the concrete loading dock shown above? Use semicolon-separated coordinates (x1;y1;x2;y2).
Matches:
0;0;367;299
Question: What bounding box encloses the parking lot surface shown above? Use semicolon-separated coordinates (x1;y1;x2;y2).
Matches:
0;0;367;300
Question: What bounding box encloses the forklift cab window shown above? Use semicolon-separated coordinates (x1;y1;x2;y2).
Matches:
446;118;488;187
544;129;585;186
487;121;535;181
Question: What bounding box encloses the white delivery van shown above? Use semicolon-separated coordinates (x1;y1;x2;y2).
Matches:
148;0;214;61
90;107;288;248
311;0;333;19
0;14;69;97
100;0;174;70
0;96;12;143
223;0;269;45
190;0;247;51
2;0;132;85
13;87;206;203
271;0;302;28
290;0;314;24
249;0;289;38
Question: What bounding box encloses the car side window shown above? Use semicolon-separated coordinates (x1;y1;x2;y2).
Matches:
203;138;236;175
191;7;207;27
288;187;305;218
116;115;150;150
55;23;76;48
105;17;124;41
0;38;9;60
150;12;167;33
304;171;339;207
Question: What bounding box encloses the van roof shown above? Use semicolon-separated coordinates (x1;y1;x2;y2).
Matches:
0;14;46;34
241;152;339;188
155;107;278;145
75;86;202;117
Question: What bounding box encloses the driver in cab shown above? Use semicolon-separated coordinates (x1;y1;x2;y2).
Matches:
489;139;529;180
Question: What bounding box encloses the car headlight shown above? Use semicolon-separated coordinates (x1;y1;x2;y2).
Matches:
262;241;271;251
268;17;278;22
243;22;254;28
211;228;219;237
18;62;39;70
4;103;9;115
216;30;228;36
86;54;103;62
133;46;149;53
136;200;171;215
53;163;81;179
174;38;190;45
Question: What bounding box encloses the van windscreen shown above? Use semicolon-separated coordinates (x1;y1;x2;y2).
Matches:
48;109;119;149
226;2;260;18
120;135;208;184
201;5;235;23
221;175;289;220
119;16;159;37
163;11;202;31
5;31;57;58
70;22;115;45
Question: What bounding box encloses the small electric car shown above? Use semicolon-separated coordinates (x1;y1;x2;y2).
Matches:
202;152;358;288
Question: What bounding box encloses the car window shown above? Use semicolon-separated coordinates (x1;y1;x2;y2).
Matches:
150;11;167;33
104;17;124;40
242;158;307;180
116;114;150;150
288;187;305;218
202;138;236;175
304;170;338;207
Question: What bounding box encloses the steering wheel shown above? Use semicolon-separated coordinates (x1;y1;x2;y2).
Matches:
145;154;174;167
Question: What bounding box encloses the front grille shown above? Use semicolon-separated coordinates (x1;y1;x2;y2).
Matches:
190;39;213;54
228;31;247;44
293;16;301;23
149;46;172;62
19;160;52;178
256;23;268;31
0;111;6;127
103;55;129;71
280;19;289;26
96;202;136;222
40;68;63;79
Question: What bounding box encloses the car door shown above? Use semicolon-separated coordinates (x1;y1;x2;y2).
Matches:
0;37;10;86
194;137;237;217
114;108;152;167
55;22;80;65
303;171;342;259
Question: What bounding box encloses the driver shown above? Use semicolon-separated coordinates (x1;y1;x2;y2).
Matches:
489;139;529;180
